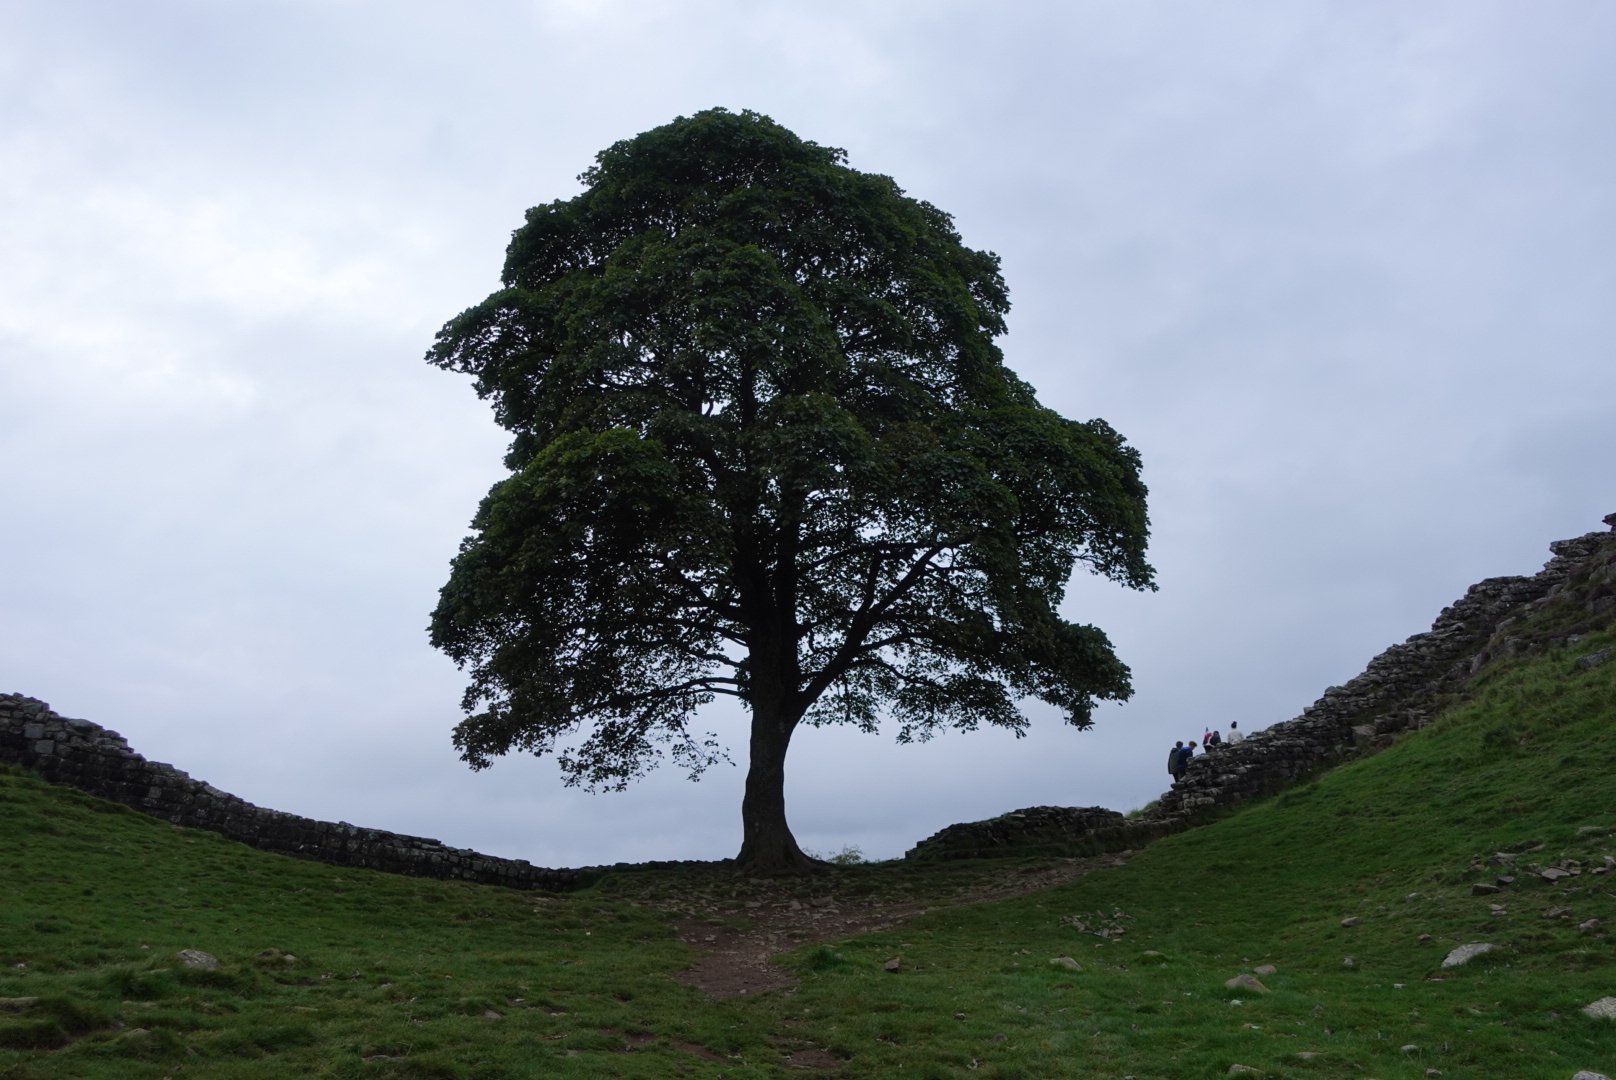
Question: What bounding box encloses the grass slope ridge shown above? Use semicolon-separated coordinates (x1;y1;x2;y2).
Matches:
774;626;1616;1079
4;625;1614;1077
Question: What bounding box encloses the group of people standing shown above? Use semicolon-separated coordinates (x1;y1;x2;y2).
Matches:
1167;721;1244;784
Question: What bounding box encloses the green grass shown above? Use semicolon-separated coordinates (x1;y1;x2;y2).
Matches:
3;627;1614;1078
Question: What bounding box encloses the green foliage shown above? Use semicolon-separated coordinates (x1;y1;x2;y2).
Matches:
426;108;1153;866
809;844;868;866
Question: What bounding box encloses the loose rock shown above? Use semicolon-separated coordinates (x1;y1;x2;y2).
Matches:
1582;997;1616;1020
1225;973;1268;993
177;949;219;970
1441;943;1494;968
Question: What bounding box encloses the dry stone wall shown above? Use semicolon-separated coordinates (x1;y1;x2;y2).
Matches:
0;694;583;891
8;513;1614;872
910;511;1616;859
904;805;1130;860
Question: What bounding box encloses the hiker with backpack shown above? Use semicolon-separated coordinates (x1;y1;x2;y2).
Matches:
1167;740;1186;783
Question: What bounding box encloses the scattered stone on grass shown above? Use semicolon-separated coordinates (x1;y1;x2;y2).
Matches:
1582;997;1616;1020
1472;883;1501;896
1542;868;1573;883
1340;916;1361;927
177;949;219;970
1225;973;1268;994
1227;1066;1263;1076
1253;964;1277;976
883;957;901;973
1572;1071;1612;1080
1580;919;1602;934
1441;942;1494;968
1050;956;1082;971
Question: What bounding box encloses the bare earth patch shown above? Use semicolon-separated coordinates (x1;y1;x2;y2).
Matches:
612;852;1133;1000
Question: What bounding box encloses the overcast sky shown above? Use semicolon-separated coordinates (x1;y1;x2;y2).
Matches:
3;1;1611;867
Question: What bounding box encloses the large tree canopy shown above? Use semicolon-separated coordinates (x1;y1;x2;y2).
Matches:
428;108;1154;870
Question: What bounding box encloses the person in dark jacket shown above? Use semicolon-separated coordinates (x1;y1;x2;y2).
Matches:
1168;740;1186;783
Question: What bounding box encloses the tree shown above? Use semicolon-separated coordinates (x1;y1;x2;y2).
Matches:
427;109;1155;871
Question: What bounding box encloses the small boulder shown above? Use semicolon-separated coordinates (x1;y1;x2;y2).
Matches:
1340;916;1361;927
1441;943;1494;968
883;957;901;973
1574;648;1611;671
1253;964;1277;975
1225;973;1268;993
1049;956;1083;971
1582;997;1616;1020
177;949;219;970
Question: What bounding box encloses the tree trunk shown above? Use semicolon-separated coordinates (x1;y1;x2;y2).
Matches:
734;702;813;872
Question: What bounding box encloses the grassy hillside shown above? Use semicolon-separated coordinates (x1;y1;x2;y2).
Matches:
3;626;1613;1078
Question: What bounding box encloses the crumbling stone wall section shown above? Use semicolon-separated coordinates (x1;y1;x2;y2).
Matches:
0;694;583;891
1152;513;1616;828
905;805;1128;860
910;512;1616;859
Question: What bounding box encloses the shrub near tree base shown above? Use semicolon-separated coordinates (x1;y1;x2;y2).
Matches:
427;108;1154;871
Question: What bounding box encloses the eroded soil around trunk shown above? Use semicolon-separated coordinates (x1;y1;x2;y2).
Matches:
601;851;1133;1000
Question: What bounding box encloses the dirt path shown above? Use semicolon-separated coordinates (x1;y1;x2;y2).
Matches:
609;852;1134;1000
